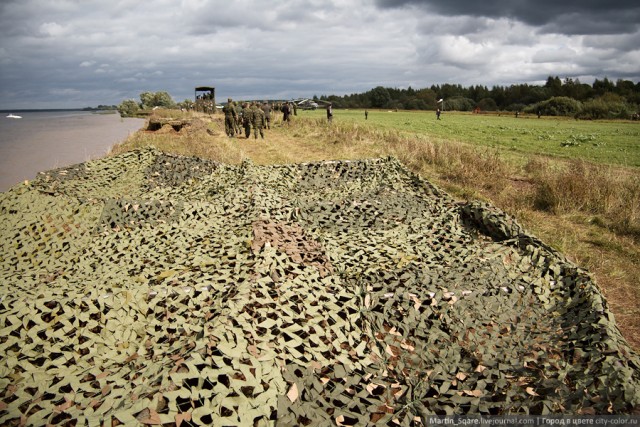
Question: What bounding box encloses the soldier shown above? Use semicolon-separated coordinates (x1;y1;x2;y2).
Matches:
282;102;291;125
222;98;238;137
252;102;266;139
235;102;243;134
241;102;252;138
262;102;272;129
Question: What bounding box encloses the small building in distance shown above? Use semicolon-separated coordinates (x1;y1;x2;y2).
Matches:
195;86;216;113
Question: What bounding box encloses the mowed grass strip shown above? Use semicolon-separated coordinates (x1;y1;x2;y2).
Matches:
110;109;640;350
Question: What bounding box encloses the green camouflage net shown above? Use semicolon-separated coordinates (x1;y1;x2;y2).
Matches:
0;147;638;426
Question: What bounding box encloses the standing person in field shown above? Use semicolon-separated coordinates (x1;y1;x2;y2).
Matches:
252;102;266;139
365;110;368;120
235;102;243;135
241;102;252;138
436;108;441;120
222;98;238;137
282;102;291;125
327;103;333;123
262;102;272;129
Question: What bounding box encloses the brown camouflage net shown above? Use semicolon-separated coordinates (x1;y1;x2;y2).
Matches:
0;147;638;426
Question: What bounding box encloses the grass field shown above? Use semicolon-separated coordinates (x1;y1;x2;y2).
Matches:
300;108;640;167
111;108;640;350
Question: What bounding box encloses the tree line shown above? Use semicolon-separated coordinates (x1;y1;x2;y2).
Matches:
315;76;640;120
118;76;640;120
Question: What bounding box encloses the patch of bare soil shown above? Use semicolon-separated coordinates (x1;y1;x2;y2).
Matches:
251;219;333;278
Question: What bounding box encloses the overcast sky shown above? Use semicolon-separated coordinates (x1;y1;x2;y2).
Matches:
1;0;639;109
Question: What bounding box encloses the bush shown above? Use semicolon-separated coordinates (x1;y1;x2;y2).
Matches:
476;98;498;111
117;99;140;117
506;103;526;112
535;97;583;117
576;98;635;120
444;96;475;112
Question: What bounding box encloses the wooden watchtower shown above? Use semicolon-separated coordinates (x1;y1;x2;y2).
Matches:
195;86;215;113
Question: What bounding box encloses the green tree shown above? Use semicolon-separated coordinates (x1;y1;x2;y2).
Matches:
139;91;176;109
593;77;615;95
416;88;437;109
152;91;176;109
369;86;391;108
476;98;498;111
117;99;140;117
615;79;636;98
545;76;563;97
139;92;155;110
444;96;475;111
469;85;490;102
490;86;507;109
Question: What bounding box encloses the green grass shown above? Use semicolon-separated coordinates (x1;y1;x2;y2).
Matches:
298;109;640;168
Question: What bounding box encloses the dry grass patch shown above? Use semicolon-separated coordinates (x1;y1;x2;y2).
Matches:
109;115;244;165
527;158;640;239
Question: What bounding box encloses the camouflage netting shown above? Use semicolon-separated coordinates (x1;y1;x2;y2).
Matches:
1;147;639;426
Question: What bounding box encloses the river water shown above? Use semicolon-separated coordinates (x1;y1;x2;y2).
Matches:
0;111;145;192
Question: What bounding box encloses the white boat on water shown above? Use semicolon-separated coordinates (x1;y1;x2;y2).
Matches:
6;114;22;119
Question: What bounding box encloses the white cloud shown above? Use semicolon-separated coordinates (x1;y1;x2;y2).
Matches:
38;22;68;37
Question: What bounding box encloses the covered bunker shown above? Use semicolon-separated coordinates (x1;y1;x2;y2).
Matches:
0;148;639;425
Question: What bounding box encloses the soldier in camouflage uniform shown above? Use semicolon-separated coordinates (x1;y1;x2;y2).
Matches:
235;102;243;135
261;102;272;129
281;102;291;125
222;98;238;137
241;103;253;139
252;102;266;139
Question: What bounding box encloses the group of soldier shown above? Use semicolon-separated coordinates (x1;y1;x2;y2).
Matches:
222;99;303;139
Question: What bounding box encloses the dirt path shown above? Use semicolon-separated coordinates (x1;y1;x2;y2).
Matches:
210;114;379;165
231;132;320;164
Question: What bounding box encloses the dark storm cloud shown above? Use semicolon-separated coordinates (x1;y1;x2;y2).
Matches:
0;0;638;109
374;0;640;34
